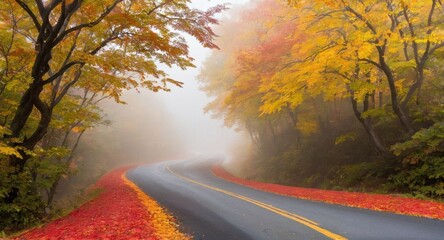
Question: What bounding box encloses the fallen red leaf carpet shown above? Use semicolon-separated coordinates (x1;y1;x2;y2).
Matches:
16;167;189;240
213;165;444;220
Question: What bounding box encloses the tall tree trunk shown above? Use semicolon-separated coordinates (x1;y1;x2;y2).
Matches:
5;87;52;204
349;91;387;154
47;130;85;208
246;122;261;152
378;49;415;135
267;119;278;154
9;87;38;138
285;106;301;147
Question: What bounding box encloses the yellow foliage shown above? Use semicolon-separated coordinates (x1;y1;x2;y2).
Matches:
122;174;191;240
200;0;444;143
0;145;22;159
296;119;319;135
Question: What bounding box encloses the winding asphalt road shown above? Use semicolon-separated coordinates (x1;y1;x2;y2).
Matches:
127;159;444;240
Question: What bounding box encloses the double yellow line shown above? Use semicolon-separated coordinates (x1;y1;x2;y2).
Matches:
166;166;347;240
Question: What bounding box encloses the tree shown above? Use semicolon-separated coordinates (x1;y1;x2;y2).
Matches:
0;0;225;231
286;0;444;135
200;0;443;197
200;0;301;153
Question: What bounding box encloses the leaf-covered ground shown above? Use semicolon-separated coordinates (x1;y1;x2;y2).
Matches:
213;165;444;220
15;167;189;240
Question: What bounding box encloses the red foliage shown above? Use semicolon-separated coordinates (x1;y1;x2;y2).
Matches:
16;167;158;240
213;165;444;220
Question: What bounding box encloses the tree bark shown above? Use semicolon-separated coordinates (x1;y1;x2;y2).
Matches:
47;129;84;208
349;91;387;154
267;119;278;154
285;106;301;147
377;53;415;135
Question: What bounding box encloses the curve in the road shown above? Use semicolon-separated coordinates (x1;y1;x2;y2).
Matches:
166;166;346;240
127;159;444;240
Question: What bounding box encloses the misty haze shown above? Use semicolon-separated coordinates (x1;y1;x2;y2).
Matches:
1;0;443;239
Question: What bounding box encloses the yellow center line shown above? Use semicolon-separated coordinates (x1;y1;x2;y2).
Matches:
166;166;347;240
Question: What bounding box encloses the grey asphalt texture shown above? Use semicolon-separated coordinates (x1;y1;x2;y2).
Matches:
127;159;444;240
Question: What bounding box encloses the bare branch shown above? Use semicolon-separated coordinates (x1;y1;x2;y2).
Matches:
146;0;173;16
53;0;122;46
35;0;45;17
43;61;83;85
50;30;81;105
15;0;41;30
358;58;382;69
54;67;83;105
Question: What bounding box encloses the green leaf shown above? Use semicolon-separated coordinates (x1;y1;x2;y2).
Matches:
335;132;357;145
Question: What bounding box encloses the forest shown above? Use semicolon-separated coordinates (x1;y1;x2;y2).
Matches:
1;0;443;236
199;0;443;200
0;0;224;233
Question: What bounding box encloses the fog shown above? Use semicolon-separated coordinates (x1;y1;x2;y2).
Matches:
73;0;251;178
155;0;251;159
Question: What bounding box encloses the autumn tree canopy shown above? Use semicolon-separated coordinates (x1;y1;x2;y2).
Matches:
200;0;444;199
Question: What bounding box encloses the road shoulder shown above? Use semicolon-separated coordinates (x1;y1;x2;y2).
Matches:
213;164;444;220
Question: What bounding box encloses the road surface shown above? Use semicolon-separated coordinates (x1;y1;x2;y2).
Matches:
127;159;444;240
